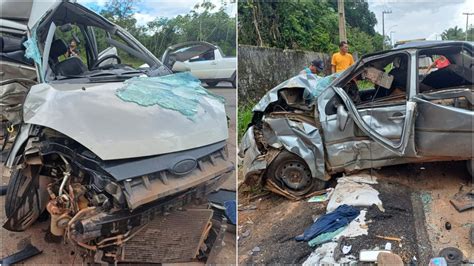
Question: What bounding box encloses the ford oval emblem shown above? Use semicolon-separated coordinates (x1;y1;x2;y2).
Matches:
171;159;197;175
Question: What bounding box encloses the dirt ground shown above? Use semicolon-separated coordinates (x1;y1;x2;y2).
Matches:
0;85;237;264
238;161;473;264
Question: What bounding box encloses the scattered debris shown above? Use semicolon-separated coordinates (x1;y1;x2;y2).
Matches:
308;227;346;247
420;192;432;212
449;190;474;212
266;179;330;201
326;175;382;212
0;244;42;265
307;188;333;203
444;222;451;230
303;242;356;265
359;250;391;262
438;247;463;265
342;245;352;254
385;242;392;251
429;257;448;266
375;235;402;242
208;189;237;225
470;225;474;245
295;204;360;242
377;252;403;265
337;210;368;238
241;230;251;238
0;185;7;196
252;246;260;253
239;204;257;211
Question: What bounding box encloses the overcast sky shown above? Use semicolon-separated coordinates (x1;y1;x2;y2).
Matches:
78;0;236;27
368;0;472;42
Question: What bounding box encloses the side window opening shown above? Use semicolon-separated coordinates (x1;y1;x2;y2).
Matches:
418;46;473;93
339;53;409;108
189;49;215;62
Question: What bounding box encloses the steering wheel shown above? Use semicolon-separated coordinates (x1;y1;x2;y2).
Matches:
92;54;121;69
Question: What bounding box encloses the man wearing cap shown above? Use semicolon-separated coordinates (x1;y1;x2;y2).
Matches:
300;59;324;76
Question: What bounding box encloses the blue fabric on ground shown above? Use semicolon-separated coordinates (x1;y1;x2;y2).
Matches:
224;200;236;225
295;204;360;242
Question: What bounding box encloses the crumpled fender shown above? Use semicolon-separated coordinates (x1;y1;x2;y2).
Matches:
239;118;329;182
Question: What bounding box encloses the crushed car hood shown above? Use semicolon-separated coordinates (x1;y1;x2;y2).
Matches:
23;73;228;160
253;72;340;112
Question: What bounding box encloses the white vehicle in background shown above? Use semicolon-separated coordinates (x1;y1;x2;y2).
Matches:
162;41;237;88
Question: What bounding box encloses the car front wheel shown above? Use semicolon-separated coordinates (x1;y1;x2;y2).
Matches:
267;151;326;197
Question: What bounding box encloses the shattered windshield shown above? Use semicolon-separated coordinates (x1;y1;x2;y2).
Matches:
28;2;170;83
45;23;161;82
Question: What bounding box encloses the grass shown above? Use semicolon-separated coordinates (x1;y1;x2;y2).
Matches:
238;103;254;142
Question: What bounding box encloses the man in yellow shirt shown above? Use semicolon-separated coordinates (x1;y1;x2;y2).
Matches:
331;41;354;73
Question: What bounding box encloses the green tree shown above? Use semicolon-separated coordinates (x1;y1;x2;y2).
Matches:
239;0;382;56
95;0;236;58
329;0;377;35
441;26;465;41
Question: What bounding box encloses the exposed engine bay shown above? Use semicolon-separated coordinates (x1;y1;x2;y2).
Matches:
4;125;233;262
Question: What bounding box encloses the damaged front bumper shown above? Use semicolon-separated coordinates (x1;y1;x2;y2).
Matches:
3;125;234;255
239;115;329;187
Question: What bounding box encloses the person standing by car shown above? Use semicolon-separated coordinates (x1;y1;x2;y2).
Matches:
66;40;80;57
331;41;354;73
300;59;324;76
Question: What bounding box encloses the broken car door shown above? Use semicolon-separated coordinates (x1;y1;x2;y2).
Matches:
326;51;416;171
413;44;473;158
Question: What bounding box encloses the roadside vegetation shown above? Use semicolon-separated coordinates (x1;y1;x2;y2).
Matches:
238;0;384;56
238;103;254;141
80;0;236;58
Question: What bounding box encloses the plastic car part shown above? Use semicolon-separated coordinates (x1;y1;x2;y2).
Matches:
438;247;463;265
0;244;42;265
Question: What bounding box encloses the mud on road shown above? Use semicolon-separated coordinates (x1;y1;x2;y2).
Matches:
238;161;473;264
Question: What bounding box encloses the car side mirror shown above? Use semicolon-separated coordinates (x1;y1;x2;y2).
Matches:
172;61;190;72
337;104;349;131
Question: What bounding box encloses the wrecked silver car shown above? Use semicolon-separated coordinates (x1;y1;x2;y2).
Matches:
239;41;473;199
1;0;233;261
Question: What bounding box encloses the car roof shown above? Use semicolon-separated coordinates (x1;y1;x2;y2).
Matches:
359;41;473;61
394;40;473;49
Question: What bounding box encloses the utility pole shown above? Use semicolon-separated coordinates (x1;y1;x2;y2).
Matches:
462;12;473;41
338;0;347;42
382;10;392;50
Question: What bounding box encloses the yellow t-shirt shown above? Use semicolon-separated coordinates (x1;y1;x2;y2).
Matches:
331;52;354;73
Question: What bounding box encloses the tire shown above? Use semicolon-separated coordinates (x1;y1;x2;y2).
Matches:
267;151;326;197
206;81;218;87
5;169;27;217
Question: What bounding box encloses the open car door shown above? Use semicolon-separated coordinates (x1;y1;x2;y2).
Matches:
330;51;417;156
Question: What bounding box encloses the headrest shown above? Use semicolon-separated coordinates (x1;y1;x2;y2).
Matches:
49;39;68;59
